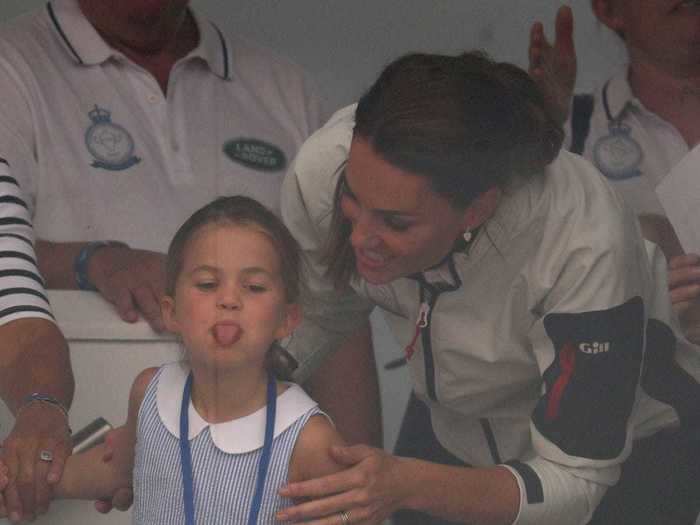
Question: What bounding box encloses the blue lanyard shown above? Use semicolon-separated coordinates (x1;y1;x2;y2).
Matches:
179;371;277;525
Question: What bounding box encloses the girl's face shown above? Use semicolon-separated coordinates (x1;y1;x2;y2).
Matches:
161;222;300;371
341;138;494;285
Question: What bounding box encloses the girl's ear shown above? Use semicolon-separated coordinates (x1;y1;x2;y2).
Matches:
274;303;302;340
161;295;180;333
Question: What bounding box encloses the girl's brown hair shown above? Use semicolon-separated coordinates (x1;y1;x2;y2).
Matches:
165;195;302;303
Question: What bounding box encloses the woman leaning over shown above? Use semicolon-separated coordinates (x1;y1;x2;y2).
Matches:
277;51;682;525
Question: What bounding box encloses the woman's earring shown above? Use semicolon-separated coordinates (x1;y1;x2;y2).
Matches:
462;230;472;243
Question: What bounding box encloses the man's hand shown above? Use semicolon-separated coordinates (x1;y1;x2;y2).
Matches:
528;5;577;124
87;246;167;332
1;403;71;523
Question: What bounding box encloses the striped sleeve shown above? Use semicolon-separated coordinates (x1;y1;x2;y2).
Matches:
0;158;53;325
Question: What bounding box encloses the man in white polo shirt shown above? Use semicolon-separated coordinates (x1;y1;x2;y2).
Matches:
0;0;325;332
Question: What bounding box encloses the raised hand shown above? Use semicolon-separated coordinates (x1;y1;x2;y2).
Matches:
529;5;577;124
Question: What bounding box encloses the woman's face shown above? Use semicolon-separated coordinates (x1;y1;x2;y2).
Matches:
341;138;472;285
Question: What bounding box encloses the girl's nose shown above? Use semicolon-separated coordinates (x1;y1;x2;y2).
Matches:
217;287;241;310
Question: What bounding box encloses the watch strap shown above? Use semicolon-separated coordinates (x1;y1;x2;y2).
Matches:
74;240;128;291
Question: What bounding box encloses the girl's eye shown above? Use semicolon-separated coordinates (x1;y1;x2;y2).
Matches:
196;281;217;291
245;284;267;293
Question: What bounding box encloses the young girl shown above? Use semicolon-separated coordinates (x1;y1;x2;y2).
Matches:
1;196;346;523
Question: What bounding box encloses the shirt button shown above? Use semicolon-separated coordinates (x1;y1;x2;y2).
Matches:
147;94;158;103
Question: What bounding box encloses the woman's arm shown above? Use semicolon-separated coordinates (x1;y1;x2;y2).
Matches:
279;446;519;525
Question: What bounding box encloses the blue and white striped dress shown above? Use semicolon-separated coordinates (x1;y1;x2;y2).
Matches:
132;361;323;524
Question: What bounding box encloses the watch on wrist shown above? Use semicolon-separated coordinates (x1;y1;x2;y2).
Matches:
74;240;128;291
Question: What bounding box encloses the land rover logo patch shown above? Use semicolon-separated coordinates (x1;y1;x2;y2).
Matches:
223;138;286;172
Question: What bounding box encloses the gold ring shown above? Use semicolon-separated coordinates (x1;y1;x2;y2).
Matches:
339;510;351;524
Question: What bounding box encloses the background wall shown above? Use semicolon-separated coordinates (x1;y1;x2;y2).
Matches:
0;1;628;450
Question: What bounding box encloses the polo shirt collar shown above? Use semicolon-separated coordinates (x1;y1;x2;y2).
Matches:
46;0;109;65
156;361;318;454
194;15;232;80
605;68;637;120
45;0;232;79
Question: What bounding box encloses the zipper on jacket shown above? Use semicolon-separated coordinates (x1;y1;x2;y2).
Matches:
415;256;463;402
420;285;441;401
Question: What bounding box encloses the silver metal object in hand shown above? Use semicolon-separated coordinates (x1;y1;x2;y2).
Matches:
339;510;351;524
39;450;53;462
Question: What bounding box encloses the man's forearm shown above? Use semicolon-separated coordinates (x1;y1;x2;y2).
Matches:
35;240;87;290
0;318;73;413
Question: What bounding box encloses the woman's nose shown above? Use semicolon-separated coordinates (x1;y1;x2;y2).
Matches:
350;215;380;250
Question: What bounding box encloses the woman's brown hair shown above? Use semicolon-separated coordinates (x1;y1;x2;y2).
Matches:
324;51;564;288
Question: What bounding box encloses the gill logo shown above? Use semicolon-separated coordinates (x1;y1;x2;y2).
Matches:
579;342;610;354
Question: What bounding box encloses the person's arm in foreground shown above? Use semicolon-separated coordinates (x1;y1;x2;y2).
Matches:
0;368;153;517
0;162;74;522
0;319;73;523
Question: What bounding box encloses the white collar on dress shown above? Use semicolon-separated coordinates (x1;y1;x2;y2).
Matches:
156;361;318;454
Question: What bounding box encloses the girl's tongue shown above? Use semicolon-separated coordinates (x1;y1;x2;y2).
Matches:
212;323;241;346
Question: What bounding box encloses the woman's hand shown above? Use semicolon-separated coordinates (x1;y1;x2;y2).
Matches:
528;5;577;124
277;444;407;524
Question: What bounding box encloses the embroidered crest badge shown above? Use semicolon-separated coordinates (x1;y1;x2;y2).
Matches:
85;105;141;171
223;138;287;172
593;123;643;180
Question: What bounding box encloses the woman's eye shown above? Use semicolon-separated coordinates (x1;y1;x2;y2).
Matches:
196;281;217;291
340;193;359;220
384;216;411;232
245;284;267;293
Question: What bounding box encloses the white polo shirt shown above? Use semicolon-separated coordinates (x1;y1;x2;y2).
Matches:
0;0;324;252
569;69;689;217
0;159;53;325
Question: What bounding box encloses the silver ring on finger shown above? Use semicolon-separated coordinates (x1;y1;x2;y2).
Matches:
39;449;54;462
339;510;351;524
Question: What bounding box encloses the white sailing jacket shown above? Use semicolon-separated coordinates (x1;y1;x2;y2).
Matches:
282;105;699;524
